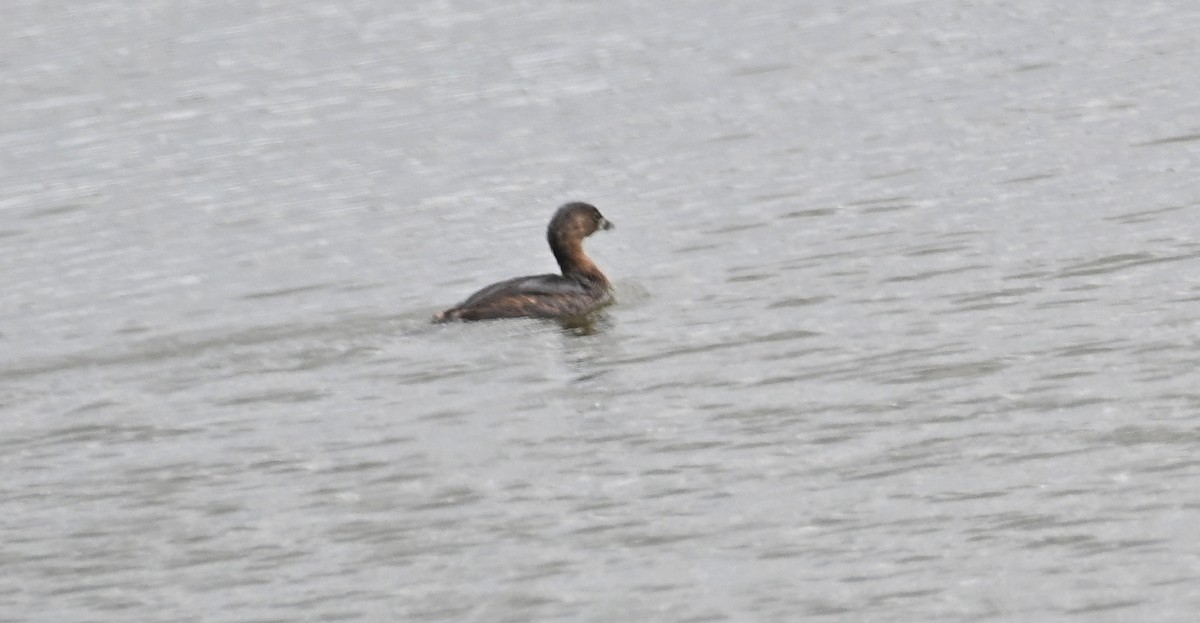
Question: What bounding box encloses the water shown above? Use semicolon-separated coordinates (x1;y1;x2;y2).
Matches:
3;1;1200;621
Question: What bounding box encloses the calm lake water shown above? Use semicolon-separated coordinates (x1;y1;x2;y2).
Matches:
4;1;1200;621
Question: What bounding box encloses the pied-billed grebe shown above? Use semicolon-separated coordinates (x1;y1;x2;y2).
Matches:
434;202;615;322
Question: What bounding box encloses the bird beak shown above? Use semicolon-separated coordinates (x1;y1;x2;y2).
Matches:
599;217;614;231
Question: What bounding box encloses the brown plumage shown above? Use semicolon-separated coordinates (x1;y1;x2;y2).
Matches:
434;202;615;322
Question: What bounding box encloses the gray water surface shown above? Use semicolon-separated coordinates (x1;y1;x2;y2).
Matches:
4;1;1200;621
